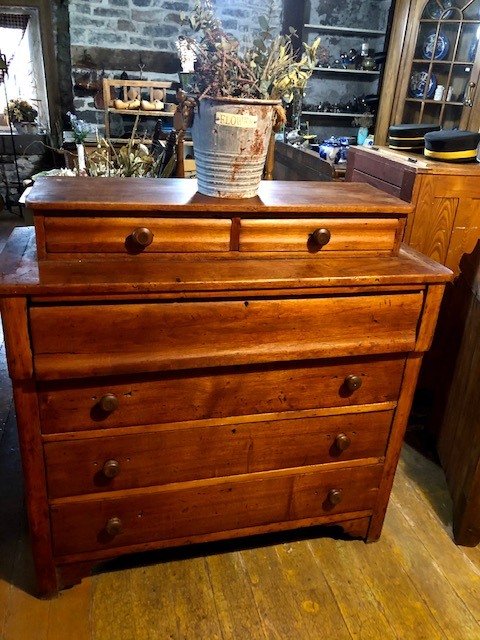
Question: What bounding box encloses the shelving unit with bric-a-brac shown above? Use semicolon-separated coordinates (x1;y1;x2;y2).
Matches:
102;78;177;139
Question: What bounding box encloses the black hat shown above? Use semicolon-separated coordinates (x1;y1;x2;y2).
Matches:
388;124;441;150
424;130;480;162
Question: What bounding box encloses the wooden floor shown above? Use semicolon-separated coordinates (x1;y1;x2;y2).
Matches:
1;209;480;639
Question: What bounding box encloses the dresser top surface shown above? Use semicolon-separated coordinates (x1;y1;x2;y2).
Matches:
26;177;413;215
0;228;452;295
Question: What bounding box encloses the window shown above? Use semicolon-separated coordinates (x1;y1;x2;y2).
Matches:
0;7;49;130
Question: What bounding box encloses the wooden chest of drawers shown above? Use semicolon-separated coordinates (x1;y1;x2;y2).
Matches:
0;178;451;596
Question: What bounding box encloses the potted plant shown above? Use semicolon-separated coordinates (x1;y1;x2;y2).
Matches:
5;98;38;133
179;0;320;197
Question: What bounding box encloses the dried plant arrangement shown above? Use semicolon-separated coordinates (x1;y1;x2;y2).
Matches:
179;0;320;103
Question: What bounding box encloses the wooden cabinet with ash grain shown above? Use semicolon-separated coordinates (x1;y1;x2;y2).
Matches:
346;144;480;276
0;177;451;596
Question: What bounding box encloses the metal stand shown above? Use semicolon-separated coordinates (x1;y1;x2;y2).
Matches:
0;50;23;217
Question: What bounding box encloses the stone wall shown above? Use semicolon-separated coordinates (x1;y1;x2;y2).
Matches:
65;0;283;132
67;0;282;53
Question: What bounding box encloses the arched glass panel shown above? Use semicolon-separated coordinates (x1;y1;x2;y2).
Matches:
403;0;480;128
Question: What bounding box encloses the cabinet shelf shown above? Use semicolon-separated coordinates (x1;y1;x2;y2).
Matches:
379;0;480;136
419;18;479;24
304;23;386;36
301;0;391;136
412;59;473;66
107;108;175;117
313;67;380;75
405;98;464;105
302;111;365;117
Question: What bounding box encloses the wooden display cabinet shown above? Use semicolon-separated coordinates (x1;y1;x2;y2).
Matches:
345;144;480;276
375;0;480;145
295;0;395;140
436;242;480;546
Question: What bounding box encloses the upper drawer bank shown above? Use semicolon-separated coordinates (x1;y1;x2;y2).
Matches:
27;177;412;260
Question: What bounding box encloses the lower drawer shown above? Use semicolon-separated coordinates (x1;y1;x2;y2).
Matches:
44;409;393;498
50;463;383;556
38;355;406;434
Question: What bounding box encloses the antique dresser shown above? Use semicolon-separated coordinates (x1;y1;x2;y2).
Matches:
0;178;451;596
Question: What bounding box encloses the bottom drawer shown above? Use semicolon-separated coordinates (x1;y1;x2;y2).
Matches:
50;464;383;557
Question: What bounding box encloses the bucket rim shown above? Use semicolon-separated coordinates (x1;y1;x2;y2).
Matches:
192;95;282;106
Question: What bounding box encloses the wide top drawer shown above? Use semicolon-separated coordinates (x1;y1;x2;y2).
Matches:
29;292;423;379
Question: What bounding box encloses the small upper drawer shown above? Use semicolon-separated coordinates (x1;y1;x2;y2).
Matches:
41;217;231;256
238;218;402;254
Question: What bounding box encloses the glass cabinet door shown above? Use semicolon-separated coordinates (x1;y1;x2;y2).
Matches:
403;0;480;129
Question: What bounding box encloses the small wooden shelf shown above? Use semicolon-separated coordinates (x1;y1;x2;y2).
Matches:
102;78;176;138
411;58;473;65
107;108;175;117
419;18;478;24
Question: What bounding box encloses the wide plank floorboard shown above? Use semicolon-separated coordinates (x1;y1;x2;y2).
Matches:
1;215;480;639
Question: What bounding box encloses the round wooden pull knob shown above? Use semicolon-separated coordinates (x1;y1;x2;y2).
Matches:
344;374;362;392
131;227;154;248
98;393;119;413
105;517;123;536
102;459;121;478
311;228;331;248
334;433;351;451
327;489;343;505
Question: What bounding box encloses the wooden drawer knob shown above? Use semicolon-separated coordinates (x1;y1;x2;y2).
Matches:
334;433;351;451
102;459;121;478
131;227;154;248
105;517;123;536
98;393;119;413
327;489;343;505
344;374;362;392
311;228;331;248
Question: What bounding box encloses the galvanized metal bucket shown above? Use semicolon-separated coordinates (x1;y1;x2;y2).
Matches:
191;96;280;198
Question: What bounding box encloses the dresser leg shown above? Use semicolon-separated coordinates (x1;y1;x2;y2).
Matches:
336;517;371;540
367;353;424;542
56;559;98;591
